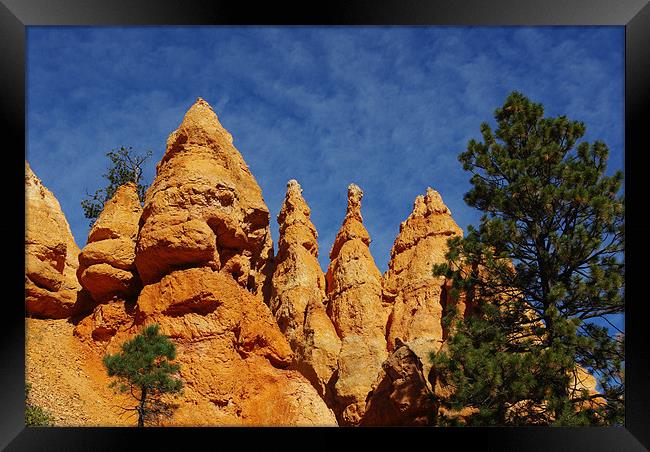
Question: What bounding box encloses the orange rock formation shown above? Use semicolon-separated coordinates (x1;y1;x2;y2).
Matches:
361;339;435;426
25;162;84;318
383;187;463;377
135;98;273;298
133;268;336;425
25;97;604;427
325;183;388;425
270;180;341;401
108;98;335;425
77;183;142;303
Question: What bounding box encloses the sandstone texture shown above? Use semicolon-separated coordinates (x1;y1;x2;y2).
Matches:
73;299;136;347
383;188;463;376
135;98;274;297
77;183;142;303
25;162;83;318
270;180;341;400
132;267;337;426
325;184;388;425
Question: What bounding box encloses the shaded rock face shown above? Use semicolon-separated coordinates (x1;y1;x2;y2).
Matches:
361;340;435;426
325;184;388;425
77;183;142;303
25;162;84;318
132;268;337;426
383;188;463;376
135;98;274;298
73;300;136;345
270;180;341;401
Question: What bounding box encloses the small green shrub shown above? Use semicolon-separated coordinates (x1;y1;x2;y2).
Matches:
25;382;54;427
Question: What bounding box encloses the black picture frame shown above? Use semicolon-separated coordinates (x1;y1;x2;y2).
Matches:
3;1;648;450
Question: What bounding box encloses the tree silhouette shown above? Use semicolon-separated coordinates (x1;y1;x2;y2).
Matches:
81;146;152;225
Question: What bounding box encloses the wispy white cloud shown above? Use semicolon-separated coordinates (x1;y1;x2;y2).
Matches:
27;26;624;273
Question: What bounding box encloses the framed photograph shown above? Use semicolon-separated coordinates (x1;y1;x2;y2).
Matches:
4;0;648;449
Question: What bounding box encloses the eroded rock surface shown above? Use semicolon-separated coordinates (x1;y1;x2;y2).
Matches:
270;180;341;401
383;188;463;375
25;162;83;318
325;184;387;425
135;98;274;298
77;183;142;303
132;268;337;426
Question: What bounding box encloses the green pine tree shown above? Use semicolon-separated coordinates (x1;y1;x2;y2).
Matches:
431;91;624;426
81;146;152;225
103;324;183;427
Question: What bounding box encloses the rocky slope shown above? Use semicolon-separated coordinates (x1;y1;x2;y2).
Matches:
26;318;132;426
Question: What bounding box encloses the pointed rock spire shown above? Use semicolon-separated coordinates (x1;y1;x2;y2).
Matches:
25;161;83;318
325;183;388;425
270;180;341;401
329;184;370;261
135;97;274;297
77;182;142;303
160;97;233;166
383;188;463;376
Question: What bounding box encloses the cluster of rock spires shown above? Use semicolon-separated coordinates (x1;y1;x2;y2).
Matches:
25;98;597;426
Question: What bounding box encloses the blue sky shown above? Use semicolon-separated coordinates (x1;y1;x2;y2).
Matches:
26;26;624;282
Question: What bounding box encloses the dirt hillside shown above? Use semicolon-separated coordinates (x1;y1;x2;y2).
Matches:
25;318;134;426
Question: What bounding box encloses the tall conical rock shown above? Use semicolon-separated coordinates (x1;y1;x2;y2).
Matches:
325;184;388;425
135;98;274;297
270;180;341;401
77;183;142;303
383;188;463;375
25;161;84;318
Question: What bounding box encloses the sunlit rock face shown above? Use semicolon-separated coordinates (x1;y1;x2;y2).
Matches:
77;182;142;304
383;188;463;377
135;98;274;299
270;180;341;402
325;184;388;425
131;267;337;426
25;161;84;318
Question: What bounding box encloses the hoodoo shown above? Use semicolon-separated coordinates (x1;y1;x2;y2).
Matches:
383;188;463;373
128;99;336;425
77;182;142;304
270;180;341;401
135;98;274;298
25;162;84;318
325;184;388;425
